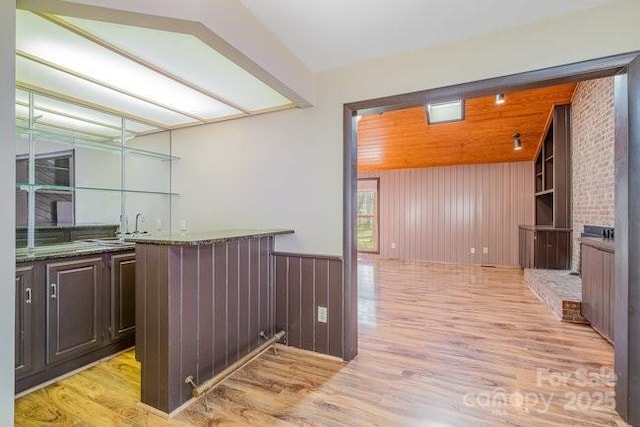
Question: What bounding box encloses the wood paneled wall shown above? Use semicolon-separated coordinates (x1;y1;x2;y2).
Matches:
136;236;273;413
273;253;343;358
359;162;534;266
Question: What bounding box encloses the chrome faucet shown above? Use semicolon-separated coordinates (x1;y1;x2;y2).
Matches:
134;213;144;234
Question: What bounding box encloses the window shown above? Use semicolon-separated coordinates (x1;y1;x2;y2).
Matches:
426;99;464;124
357;178;379;253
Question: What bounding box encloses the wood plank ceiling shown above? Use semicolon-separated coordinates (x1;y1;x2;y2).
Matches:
357;83;577;170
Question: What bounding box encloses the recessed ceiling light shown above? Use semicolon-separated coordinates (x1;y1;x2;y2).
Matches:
426;100;464;124
496;93;505;104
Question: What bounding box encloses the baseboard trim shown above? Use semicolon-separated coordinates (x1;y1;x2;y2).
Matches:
276;343;346;363
137;397;199;420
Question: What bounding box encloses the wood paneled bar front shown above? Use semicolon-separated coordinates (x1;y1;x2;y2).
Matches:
131;229;294;415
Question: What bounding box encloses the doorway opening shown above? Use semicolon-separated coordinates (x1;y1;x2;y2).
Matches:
343;51;640;424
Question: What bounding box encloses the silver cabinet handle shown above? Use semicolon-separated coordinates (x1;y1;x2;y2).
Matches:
25;287;32;304
50;283;57;299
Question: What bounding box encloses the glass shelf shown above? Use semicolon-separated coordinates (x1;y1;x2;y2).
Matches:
17;87;176;249
16;126;180;161
16;183;178;196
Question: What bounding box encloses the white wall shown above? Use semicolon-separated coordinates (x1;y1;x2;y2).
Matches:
124;132;173;234
171;0;640;257
171;104;340;254
1;0;15;423
74;147;121;225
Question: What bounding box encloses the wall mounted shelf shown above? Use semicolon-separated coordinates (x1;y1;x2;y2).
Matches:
520;103;572;270
16;87;176;249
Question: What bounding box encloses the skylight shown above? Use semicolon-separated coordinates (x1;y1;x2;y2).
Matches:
15;10;295;131
426;100;464;124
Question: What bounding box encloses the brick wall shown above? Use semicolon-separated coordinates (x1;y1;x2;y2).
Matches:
571;77;615;271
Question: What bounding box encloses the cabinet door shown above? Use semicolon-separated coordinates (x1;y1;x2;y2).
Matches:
110;252;136;341
602;251;615;342
534;231;549;268
519;228;534;268
47;257;103;365
534;230;571;269
581;245;596;323
518;228;525;267
15;266;36;379
526;230;535;268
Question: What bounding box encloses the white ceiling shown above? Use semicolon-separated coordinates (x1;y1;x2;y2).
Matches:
240;0;617;71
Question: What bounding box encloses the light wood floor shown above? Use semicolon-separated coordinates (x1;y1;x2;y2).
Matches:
15;260;626;426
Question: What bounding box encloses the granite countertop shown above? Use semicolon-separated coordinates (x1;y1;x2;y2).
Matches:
16;240;135;263
16;223;119;231
519;224;573;231
126;228;295;245
580;236;615;253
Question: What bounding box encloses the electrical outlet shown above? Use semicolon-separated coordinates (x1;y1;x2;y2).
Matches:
391;242;397;249
317;306;328;323
483;247;489;254
180;219;187;231
470;247;475;254
156;219;162;230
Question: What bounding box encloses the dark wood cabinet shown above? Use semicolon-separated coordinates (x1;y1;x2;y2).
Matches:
520;104;572;270
46;257;104;365
581;239;615;343
110;253;136;341
519;226;571;270
15;266;43;380
534;229;572;269
519;227;535;268
16;249;136;393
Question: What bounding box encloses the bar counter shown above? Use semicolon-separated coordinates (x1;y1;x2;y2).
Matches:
133;228;293;415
